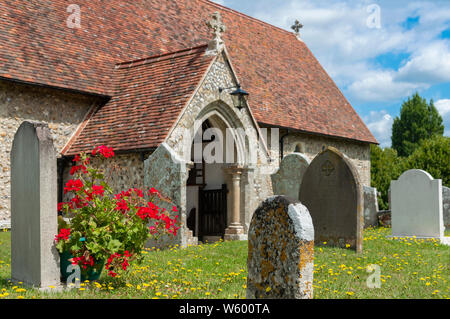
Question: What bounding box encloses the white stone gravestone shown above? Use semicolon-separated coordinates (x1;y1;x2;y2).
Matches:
10;121;61;289
390;169;446;243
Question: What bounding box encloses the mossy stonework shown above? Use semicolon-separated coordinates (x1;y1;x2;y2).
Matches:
269;129;371;187
247;196;314;299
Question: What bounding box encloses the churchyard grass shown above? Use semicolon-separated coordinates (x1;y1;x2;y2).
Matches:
0;227;448;299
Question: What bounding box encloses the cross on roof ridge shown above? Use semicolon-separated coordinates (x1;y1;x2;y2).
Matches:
291;20;303;36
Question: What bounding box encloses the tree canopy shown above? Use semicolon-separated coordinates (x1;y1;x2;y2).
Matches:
391;92;444;157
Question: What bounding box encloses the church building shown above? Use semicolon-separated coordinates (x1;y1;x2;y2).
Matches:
0;0;377;245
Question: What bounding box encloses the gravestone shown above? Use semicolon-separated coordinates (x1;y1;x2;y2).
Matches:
443;186;450;231
247;196;314;299
144;142;189;248
271;153;310;200
391;170;444;239
299;147;363;253
363;186;379;228
11;121;60;289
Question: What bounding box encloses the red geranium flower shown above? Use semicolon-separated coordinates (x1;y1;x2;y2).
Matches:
92;145;115;158
64;179;84;194
55;228;71;242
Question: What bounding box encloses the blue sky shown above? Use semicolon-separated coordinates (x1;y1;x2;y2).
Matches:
212;0;450;147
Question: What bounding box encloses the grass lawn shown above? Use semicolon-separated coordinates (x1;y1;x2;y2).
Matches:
0;227;448;299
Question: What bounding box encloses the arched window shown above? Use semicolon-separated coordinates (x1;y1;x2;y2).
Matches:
294;143;304;153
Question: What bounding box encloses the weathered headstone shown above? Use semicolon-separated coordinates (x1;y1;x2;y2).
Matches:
271;153;310;200
443;186;450;231
144;142;189;248
299;147;363;253
391;169;444;239
363;186;379;228
11;121;60;289
247;196;314;299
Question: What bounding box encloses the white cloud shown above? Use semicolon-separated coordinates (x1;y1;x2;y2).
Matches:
211;0;226;5
435;99;450;117
435;99;450;136
363;110;394;147
252;0;450;103
348;70;428;102
396;42;450;84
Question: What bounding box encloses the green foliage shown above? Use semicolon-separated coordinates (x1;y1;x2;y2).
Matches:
405;135;450;187
391;93;444;157
370;145;405;210
371;135;450;210
57;149;180;278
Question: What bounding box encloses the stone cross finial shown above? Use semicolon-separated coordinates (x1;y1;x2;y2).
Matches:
205;11;226;55
291;20;303;38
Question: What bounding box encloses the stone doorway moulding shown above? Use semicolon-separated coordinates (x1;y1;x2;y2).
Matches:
186;101;250;243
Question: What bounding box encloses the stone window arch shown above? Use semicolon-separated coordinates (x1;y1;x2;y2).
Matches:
294;142;305;153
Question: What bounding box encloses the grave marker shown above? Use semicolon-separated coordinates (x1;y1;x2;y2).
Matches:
271;153;310;200
247;196;314;299
363;186;379;228
391;169;444;240
299;147;363;253
10;121;60;289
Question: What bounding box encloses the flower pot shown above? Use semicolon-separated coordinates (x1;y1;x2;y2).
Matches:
60;251;104;283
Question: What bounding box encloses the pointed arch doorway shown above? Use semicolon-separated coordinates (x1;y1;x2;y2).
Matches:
185;103;247;243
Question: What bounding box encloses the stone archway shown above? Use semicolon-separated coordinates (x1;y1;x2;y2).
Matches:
186;100;249;243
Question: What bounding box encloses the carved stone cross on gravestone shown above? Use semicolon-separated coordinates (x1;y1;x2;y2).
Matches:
205;11;226;54
321;160;334;177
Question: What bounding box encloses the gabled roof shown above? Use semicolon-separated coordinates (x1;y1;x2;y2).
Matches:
0;0;377;144
63;45;214;155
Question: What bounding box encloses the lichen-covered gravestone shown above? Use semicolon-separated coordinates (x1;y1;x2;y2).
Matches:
299;147;363;253
363;186;379;228
443;186;450;231
10;121;60;289
247;196;314;299
391;169;444;240
271;153;310;200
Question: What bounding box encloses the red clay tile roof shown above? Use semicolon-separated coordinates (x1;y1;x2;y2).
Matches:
0;0;377;144
64;45;214;155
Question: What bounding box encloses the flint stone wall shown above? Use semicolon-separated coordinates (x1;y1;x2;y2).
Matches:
247;196;314;299
275;129;371;186
0;79;100;221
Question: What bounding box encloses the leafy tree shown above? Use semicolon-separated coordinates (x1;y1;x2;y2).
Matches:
391;93;444;157
405;135;450;187
370;144;405;210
